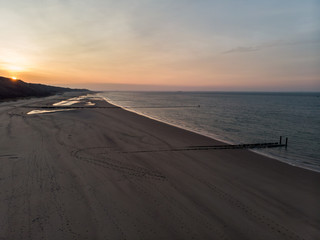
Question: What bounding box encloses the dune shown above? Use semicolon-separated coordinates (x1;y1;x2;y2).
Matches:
0;76;88;100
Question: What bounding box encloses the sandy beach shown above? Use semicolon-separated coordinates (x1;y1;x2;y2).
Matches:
0;93;319;240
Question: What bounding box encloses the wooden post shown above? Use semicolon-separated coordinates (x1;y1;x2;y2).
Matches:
285;137;288;148
279;136;282;145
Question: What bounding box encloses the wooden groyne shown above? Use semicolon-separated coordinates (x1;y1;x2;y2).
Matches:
122;137;288;154
189;136;288;150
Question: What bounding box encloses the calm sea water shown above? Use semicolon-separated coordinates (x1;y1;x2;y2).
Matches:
101;92;320;172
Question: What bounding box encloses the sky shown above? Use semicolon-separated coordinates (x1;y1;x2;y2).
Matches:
0;0;319;91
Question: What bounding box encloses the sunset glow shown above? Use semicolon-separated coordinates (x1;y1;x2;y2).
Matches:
0;0;319;91
8;66;24;73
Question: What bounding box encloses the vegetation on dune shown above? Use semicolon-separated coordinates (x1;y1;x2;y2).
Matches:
0;76;88;100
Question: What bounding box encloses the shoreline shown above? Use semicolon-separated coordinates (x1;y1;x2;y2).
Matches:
100;93;320;174
1;93;319;239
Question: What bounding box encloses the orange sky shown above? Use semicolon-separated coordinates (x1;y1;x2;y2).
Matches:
0;1;319;91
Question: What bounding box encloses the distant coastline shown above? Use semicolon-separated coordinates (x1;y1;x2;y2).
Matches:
0;76;90;101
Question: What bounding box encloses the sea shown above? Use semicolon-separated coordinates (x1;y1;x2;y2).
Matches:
101;92;320;172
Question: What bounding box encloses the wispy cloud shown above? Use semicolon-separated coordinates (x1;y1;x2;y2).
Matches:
223;46;260;54
223;36;320;54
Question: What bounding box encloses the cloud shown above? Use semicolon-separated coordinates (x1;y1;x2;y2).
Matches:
223;46;260;54
223;36;320;54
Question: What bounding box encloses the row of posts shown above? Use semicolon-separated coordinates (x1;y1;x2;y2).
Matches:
279;136;288;148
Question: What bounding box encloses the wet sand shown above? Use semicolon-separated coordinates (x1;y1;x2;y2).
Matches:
0;93;319;240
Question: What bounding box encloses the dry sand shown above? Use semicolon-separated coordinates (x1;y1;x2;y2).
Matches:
0;93;319;240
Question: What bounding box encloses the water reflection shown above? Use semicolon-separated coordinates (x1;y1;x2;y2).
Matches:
27;109;73;115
